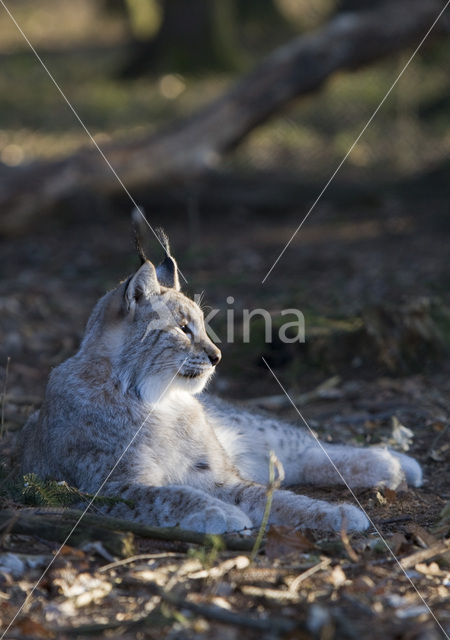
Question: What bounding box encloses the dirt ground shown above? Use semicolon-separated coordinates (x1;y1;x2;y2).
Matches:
0;170;449;639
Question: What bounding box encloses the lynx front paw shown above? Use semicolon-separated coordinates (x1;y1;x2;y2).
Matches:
180;503;252;534
271;492;369;532
328;504;369;532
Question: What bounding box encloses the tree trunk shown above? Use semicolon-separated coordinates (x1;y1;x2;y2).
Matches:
0;0;447;234
120;0;241;76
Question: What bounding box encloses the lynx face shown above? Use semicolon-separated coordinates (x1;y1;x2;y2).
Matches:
121;280;221;402
82;250;221;405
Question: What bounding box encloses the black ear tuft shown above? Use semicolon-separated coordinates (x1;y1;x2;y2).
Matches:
131;207;148;266
155;227;171;256
130;212;180;291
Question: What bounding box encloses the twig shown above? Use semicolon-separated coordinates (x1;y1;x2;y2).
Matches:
288;558;331;593
240;585;301;601
228;563;326;584
374;515;413;525
186;555;250;581
400;540;450;570
340;517;359;562
99;552;185;573
250;451;284;562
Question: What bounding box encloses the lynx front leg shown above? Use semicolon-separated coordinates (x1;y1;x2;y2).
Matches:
216;483;369;532
102;482;252;534
297;443;423;489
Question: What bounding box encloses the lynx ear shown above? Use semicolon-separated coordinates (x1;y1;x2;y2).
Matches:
157;255;180;291
155;228;180;291
125;261;160;311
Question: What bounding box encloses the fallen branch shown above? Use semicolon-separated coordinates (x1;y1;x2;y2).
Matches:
400;540;450;570
67;508;256;551
1;0;447;233
0;508;256;553
0;508;134;558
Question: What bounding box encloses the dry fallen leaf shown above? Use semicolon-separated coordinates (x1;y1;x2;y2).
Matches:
346;575;375;592
265;525;316;560
406;523;438;548
384;487;397;504
14;618;54;639
59;545;86;559
328;565;346;588
388;532;409;555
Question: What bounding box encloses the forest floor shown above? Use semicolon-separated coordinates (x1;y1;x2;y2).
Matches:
0;168;449;639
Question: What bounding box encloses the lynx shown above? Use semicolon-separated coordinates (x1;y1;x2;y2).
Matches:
20;231;422;534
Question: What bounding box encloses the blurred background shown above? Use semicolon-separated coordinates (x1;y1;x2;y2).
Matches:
0;0;449;405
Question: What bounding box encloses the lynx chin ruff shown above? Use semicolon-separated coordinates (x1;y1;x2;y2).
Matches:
20;232;422;534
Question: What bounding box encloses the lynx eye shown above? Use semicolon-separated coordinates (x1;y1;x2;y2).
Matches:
179;321;192;335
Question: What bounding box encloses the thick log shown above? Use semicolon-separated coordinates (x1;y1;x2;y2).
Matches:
0;0;447;234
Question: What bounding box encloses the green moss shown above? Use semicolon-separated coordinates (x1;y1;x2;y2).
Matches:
22;473;135;509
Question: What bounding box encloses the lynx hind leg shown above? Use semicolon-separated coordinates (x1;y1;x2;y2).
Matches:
210;402;314;485
387;450;422;487
223;485;370;533
301;444;422;490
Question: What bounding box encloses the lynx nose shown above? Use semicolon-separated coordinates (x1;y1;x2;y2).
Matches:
208;349;221;366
